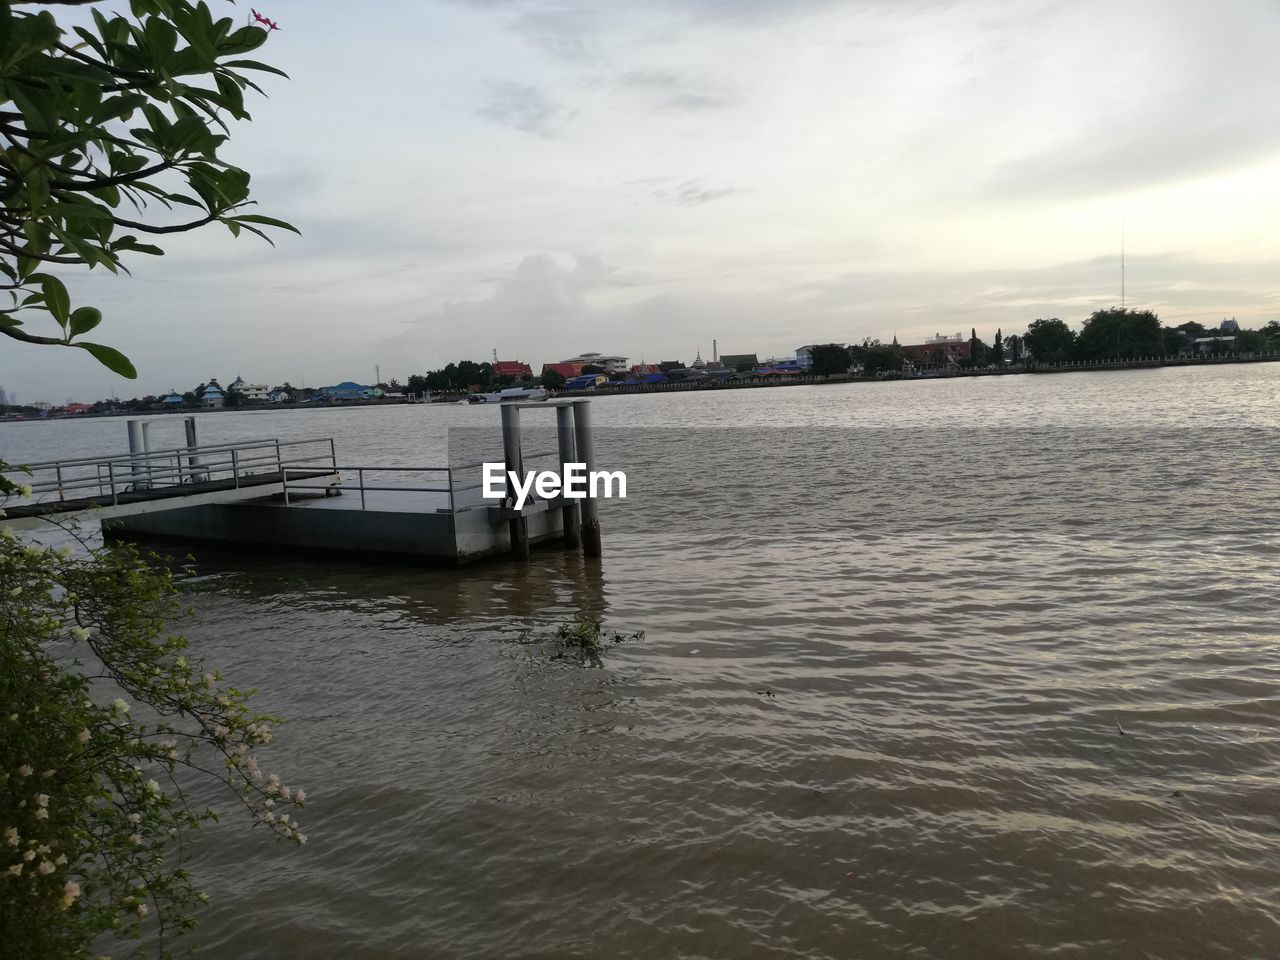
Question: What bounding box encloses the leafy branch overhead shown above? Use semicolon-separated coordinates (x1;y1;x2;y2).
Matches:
0;0;297;378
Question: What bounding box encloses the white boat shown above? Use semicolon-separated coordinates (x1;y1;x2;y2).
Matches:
468;387;550;404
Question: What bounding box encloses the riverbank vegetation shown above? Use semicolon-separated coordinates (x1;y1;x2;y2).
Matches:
2;2;303;954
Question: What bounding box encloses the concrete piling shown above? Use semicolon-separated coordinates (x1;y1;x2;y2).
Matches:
555;404;581;548
500;404;530;560
571;399;602;558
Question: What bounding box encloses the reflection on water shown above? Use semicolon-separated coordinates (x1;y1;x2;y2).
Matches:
5;365;1280;959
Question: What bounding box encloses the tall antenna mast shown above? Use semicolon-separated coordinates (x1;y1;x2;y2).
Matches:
375;363;381;386
1121;208;1126;310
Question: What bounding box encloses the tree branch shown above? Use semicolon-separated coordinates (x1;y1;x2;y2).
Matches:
112;212;216;234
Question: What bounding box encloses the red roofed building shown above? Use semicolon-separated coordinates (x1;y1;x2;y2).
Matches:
493;360;533;378
901;333;972;369
59;403;93;415
629;363;661;375
541;362;582;379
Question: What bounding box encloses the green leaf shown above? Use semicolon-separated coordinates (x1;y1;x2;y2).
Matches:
69;307;103;337
40;274;71;327
75;342;137;379
229;213;300;235
222;59;290;79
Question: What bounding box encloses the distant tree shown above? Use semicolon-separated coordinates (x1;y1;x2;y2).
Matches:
1023;318;1076;363
1163;327;1190;356
1235;328;1266;353
856;338;905;376
1175;320;1209;340
223;388;243;408
581;364;605;375
992;329;1004;365
808;343;853;376
1005;333;1023;363
1075;307;1162;360
541;368;566;390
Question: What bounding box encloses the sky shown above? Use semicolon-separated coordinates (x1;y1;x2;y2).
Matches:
3;0;1280;403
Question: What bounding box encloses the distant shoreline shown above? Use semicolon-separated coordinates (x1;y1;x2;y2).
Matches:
5;352;1278;424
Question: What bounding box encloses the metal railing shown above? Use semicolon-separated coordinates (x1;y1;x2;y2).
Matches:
4;438;338;509
281;465;455;512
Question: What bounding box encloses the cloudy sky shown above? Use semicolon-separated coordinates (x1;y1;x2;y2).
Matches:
5;0;1280;402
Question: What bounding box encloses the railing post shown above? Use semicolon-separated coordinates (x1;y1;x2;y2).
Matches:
359;468;366;511
446;468;455;513
500;404;529;560
556;404;581;548
572;399;602;558
108;461;118;506
231;449;240;489
56;465;64;502
126;419;147;491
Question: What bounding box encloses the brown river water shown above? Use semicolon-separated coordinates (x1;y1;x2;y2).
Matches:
3;365;1280;959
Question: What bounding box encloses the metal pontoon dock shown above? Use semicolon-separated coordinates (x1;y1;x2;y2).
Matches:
1;401;602;564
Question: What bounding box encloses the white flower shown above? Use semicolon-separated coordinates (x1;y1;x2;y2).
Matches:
18;483;32;497
144;780;160;795
127;834;142;846
56;545;74;559
54;854;67;865
112;698;129;715
202;673;215;687
70;626;91;642
22;850;34;862
296;833;307;845
128;813;141;825
35;794;49;809
294;789;306;804
36;860;54;875
17;766;32;778
9;586;21;597
33;808;48;821
60;880;80;910
7;864;21;877
2;828;17;847
77;729;90;743
136;903;148;918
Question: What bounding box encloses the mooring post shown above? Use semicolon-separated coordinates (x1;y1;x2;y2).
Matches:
126;419;147;491
555;404;581;548
572;399;602;558
140;421;154;488
500;404;530;560
184;416;203;482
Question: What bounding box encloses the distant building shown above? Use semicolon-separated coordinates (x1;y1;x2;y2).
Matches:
629;363;661;375
161;389;185;406
563;352;629;374
542;362;582;380
657;360;683;373
227;376;270;401
268;388;292;403
199;380;225;409
318;381;377;400
564;373;609;391
1219;317;1240;333
719;353;758;372
902;333;972;369
1192;336;1236;355
794;345;840;369
59;402;92;415
493;360;533;378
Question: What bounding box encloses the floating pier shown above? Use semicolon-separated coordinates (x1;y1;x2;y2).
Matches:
2;403;603;565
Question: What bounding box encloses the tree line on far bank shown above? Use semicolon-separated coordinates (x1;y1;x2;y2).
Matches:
804;308;1280;375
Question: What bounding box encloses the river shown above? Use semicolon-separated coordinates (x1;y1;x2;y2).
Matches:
3;364;1279;959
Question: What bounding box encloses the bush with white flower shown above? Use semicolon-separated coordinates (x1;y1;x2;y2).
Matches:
1;465;305;958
